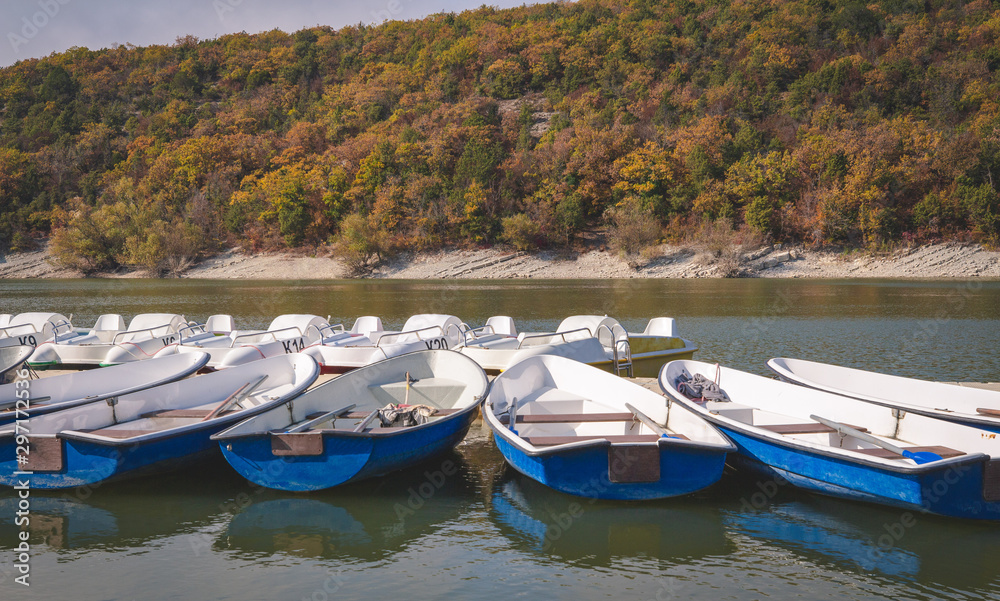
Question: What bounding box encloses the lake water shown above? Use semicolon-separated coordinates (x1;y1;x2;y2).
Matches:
2;278;1000;600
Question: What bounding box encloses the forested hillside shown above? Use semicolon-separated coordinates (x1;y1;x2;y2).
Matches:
1;0;998;273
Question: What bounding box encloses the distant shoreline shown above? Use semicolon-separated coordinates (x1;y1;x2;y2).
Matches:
1;241;998;280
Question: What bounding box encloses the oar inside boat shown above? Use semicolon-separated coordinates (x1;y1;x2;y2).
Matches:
202;375;268;421
508;396;518;435
624;403;673;439
809;414;943;464
353;409;380;433
286;404;357;433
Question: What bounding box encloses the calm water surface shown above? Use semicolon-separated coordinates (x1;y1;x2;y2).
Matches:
2;278;1000;600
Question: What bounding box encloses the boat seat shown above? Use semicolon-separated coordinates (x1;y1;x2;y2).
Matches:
88;313;127;342
522;434;686;446
499;412;635;425
91;313;126;333
642;317;677;337
351;316;384;337
759;423;869;435
140;409;236;419
206;314;235;334
852;445;965;459
485;316;517;336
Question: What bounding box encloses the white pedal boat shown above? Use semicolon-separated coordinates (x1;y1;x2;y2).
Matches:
302;314;463;374
28;313;189;369
0;312;79;349
157;314;335;369
458;315;698;376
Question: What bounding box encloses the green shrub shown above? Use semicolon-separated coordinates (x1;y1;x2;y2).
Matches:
744;196;775;237
500;213;541;251
334;213;388;275
959;183;1000;247
605;200;662;259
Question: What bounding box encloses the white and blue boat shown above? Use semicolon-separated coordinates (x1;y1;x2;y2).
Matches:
211;349;489;491
768;357;1000;432
660;360;1000;520
482;355;735;500
0;352;211;426
0;353;318;489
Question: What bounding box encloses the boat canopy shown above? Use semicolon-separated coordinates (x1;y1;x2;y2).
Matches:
6;312;71;339
400;314;464;341
267;314;329;341
125;313;186;332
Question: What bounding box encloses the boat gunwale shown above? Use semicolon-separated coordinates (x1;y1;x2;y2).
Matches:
214;400;482;442
211;348;490;442
766;357;1000;430
483;397;736;458
1;352;212;418
662;390;991;475
50;358;319;447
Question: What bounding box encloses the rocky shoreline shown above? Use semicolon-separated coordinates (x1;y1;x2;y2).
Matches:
1;241;998;280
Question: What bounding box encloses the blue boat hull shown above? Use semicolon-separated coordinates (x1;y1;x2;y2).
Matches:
492;435;728;500
718;425;1000;520
218;407;479;491
0;427;222;490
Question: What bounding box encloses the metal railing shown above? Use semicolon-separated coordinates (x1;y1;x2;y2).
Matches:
111;323;180;344
0;316;75;340
460;324;496;346
375;323;462;347
595;323;632;377
306;323;346;342
0;323;40;337
229;325;306;347
177;322;209;342
50;319;75;337
516;327;592;349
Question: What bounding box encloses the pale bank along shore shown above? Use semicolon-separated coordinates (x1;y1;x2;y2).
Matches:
1;241;999;280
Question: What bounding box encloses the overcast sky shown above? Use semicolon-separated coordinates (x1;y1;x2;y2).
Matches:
2;0;532;67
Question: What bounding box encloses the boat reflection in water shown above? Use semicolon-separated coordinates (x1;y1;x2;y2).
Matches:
220;451;479;561
723;489;1000;591
0;456;240;550
489;469;733;563
0;496;118;550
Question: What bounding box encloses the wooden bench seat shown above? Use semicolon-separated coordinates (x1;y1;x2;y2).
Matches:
499;412;635;425
852;445;965;459
522;433;688;446
759;423;869;435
